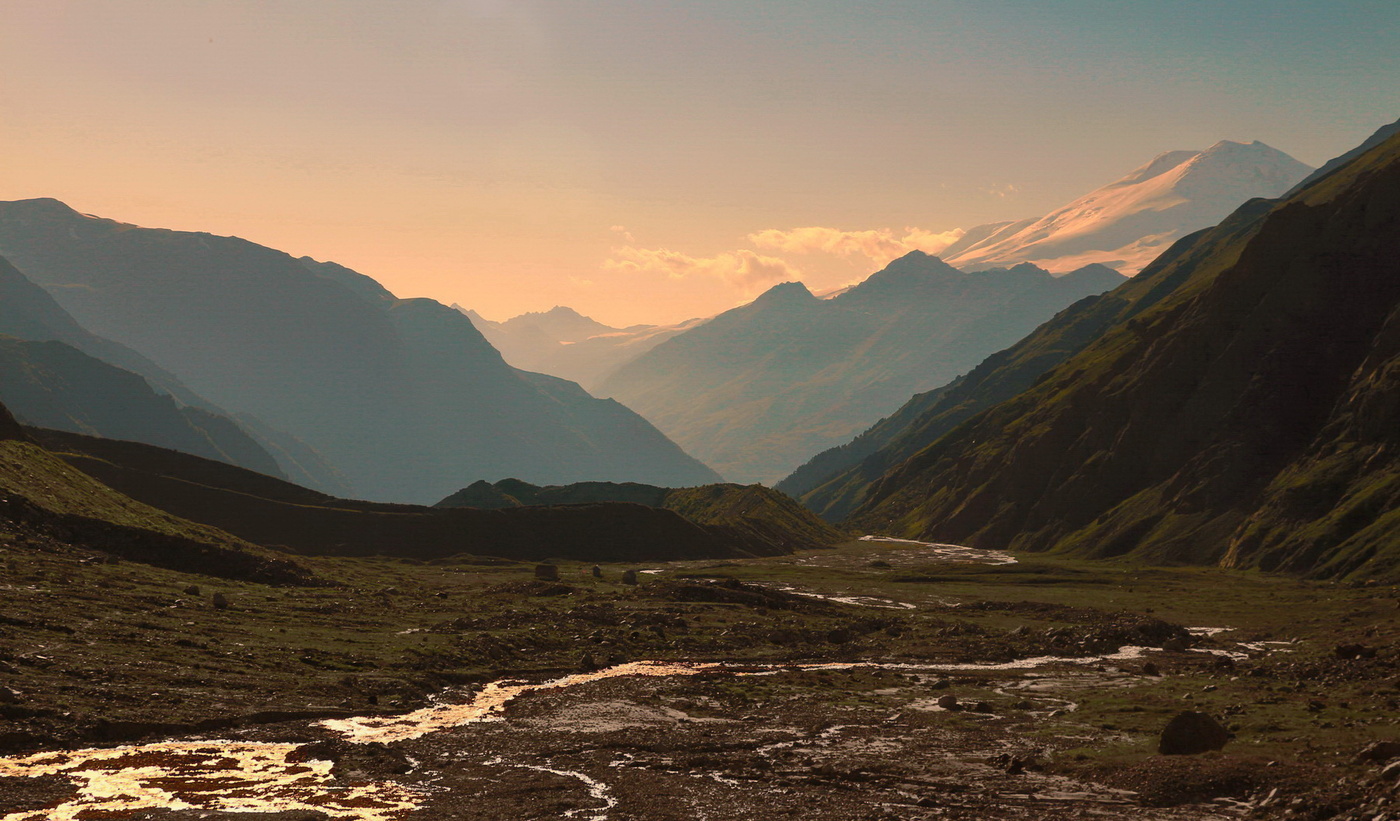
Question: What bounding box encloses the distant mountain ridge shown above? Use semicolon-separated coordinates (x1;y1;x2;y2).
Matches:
0;199;719;502
460;304;707;391
846;128;1400;581
942;140;1312;274
596;252;1124;484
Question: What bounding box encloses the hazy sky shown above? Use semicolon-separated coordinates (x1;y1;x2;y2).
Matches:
3;1;1397;325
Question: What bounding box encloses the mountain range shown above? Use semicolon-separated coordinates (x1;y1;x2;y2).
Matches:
596;253;1125;484
941;140;1312;274
0;200;719;502
837;127;1400;580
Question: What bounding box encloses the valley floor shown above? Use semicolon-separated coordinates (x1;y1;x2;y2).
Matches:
0;536;1396;819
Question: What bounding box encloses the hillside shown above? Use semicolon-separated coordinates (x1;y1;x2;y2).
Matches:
778;198;1278;520
942;140;1311;274
436;478;847;553
0;200;719;502
849;131;1400;581
0;401;310;584
597;253;1123;484
31;428;798;563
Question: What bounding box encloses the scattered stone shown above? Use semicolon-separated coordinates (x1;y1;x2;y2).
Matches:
621;570;638;585
1158;711;1232;755
1357;740;1400;763
211;592;229;610
183;584;201;596
534;564;559;582
591;565;603;579
936;694;959;711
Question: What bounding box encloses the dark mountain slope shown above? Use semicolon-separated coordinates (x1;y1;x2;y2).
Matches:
0;200;718;501
0;401;310;584
778;198;1278;520
850;132;1400;580
31;428;794;563
598;253;1123;484
436;478;847;554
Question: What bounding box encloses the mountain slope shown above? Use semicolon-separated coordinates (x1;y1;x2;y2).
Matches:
849;130;1400;581
942;140;1311;274
778;198;1278;520
0;200;718;502
597;253;1124;484
0;336;285;477
31;427;789;563
436;478;847;554
0;400;311;584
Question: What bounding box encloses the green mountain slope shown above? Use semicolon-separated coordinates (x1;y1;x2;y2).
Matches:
598;253;1123;484
0;200;719;502
437;478;847;554
849;131;1400;581
0;402;310;584
778;198;1277;520
31;428;788;563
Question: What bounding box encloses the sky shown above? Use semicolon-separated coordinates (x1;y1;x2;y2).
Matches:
2;1;1398;326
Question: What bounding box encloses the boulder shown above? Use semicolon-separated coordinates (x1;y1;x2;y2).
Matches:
936;694;959;710
534;564;559;581
621;569;638;585
1158;711;1231;755
211;592;229;610
1357;740;1400;763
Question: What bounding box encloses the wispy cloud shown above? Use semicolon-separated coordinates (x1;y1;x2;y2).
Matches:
604;246;800;292
747;226;965;263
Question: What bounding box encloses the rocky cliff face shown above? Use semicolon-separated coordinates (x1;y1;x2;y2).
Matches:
850;132;1400;581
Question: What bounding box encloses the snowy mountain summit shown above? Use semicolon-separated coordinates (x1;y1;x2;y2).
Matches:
942;140;1314;274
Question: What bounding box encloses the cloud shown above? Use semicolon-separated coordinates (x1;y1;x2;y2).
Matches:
608;224;636;243
604;246;800;292
747;226;966;263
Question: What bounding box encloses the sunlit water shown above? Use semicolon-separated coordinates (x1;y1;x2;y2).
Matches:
0;645;1278;819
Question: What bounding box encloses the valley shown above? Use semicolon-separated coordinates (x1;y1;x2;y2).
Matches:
1;537;1395;819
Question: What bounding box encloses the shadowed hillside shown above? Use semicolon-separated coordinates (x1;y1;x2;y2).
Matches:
437;478;847;553
848;131;1400;581
30;428;813;562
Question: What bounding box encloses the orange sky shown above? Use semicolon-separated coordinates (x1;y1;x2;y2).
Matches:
2;1;1396;326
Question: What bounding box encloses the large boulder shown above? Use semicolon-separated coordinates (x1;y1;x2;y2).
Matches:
1158;711;1231;755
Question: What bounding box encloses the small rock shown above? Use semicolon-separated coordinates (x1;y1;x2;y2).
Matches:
579;653;597;672
183;584;201;596
1158;711;1232;755
1141;662;1161;676
1014;700;1034;710
972;701;994;713
211;592;229;610
1336;643;1377;660
1161;638;1186;652
1307;700;1326;713
534;564;559;582
621;570;638;585
1357;740;1400;763
936;694;959;711
591;565;603;579
0;685;21;704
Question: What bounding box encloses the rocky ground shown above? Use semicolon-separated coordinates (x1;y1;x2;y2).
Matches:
0;535;1398;819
